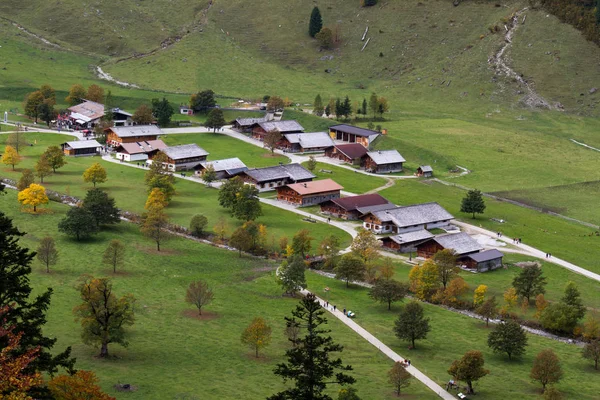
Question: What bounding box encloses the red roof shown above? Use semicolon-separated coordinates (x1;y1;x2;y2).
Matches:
334;143;369;159
328;193;391;211
285;179;343;195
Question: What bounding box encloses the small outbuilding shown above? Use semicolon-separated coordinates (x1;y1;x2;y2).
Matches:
328;124;381;147
277;179;343;207
463;249;504;272
61;140;102;157
115;140;167;162
324;143;369;165
196;157;248;180
364;150;406;173
417;165;433;177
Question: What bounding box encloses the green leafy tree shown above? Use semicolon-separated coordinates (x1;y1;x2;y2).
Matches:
230;226;253;257
233;185;262;221
361;99;367;116
34;154;52;183
201;164;218;186
102;239;125;273
58;207;99;241
476;296;498;327
432;249;458;289
17;169;34;191
218;176;244;209
291;229;313;257
82;188;120;227
241;317;272;358
487;320;528;360
65;84;86;106
313;94;324;116
39;84;56;105
38;102;55;127
388;362;412;396
341;96;352;119
140;207;171;251
306;155;317;172
264;130;282;154
103;90;114;123
0;212;75;378
309;6;323;37
82;163;107;187
335;254;365;287
583;339;600;370
540;303;581;333
316;27;334;49
337;387;360;400
530;349;563;392
369;93;379;119
393;301;430;349
23;90;45;123
43;146;67;173
205;108;226;132
268;293;355;399
151;97;174;127
460;189;486;219
447;350;489;395
513;264;547;302
145;152;175;201
73;277;135;357
189;214;208;237
369;279;409;310
267;96;285;111
190;89;216;112
185;280;214;316
36;236;58;273
277;255;307;295
562;281;586;321
317;235;341;269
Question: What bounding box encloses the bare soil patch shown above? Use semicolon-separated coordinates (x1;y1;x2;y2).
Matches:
181;309;219;321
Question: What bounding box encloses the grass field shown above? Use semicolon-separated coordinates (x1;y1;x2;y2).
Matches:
0;195;438;399
306;272;600;400
301;161;388;194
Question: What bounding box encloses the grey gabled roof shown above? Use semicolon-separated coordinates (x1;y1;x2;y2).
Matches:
367;150;406;165
467;249;504;263
383;229;434;245
372;202;454;228
356;203;398;215
329;124;380;137
200;157;247;173
258;120;304;133
111;108;132;117
284;132;334;148
431;232;483;255
236;117;267;127
110;125;162;138
244;163;315;182
162;144;209;160
63;140;102;150
419;165;433;173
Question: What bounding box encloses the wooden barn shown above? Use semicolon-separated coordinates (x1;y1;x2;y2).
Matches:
380;229;434;253
320;193;393;220
196;157;248;180
277;179;343;207
463;249;504;272
112;108;134;127
361;202;454;235
280;132;334;153
364;150;406;173
158;144;209;171
115;140;167;162
251;120;304;141
324;143;368;165
232;117;267;133
328;124;380;147
416;232;483;259
106;125;162;147
61;140;102;157
240;163;315;192
417;165;433;177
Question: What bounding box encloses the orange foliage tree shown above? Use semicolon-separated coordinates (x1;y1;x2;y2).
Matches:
48;370;115;400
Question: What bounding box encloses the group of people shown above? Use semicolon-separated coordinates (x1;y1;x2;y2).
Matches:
545;252;552;258
512;237;522;244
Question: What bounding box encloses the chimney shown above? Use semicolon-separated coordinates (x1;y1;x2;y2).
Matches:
303;183;307;188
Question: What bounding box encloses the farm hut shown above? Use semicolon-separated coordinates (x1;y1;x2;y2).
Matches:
251;120;304;141
416;232;483;259
463;249;504;272
328;124;380;147
364;150;406;173
233;117;268;133
196;157;248;180
61;140;102;157
277;179;343;207
324;143;369;165
361;202;454;235
320;193;393;220
417;165;433;177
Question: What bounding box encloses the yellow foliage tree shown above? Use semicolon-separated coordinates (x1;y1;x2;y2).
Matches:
86;84;105;104
82;163;107;187
535;294;548;319
408;260;440;301
213;217;228;242
583;312;600;341
18;183;49;212
2;145;22;170
443;277;469;305
473;284;488;306
145;187;168;211
241;317;272;358
503;287;518;311
285;244;295;258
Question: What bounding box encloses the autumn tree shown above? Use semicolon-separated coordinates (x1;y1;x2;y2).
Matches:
530;349;563;392
487;319;528;360
32;154;52;185
369;279;409;310
460;189;486;219
543;387;564;400
17;169;34;191
86;84;105;103
503;287;518;312
241;317;272;358
185;280;214;316
447;350;489;394
23;90;45;123
82;188;120;227
18;183;48;212
145;187;168;211
201;164;217;186
433;249;458;289
102;240;126;273
277;255;307;295
39;84;56;105
351;228;381;263
2;145;22;170
439;277;469;306
43;146;67;172
229;226;253;257
512;264;547;302
73;277;135;358
65;84;86;106
58;207;99;240
583;340;600;370
408;260;440;301
264;130;282;154
337;387;360;400
316;27;334;49
393;301;430;349
36;236;58;273
477;296;498;327
267;96;285;111
583;312;600;341
141;207;171;251
335;253;365;287
213;217;229;242
48;370;115;400
205;108;226;132
473;284;488;307
7;128;28;153
132;104;154;125
535;294;549;318
309;6;323;37
189;214;208;237
82;162;107;187
291;229;313;257
145;152;175;201
317;235;341;269
388;362;412;396
268;294;355;399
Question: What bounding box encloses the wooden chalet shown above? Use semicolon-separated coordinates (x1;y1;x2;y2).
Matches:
364;150;406;173
279;132;334;153
112;108;134;127
115;140;167;162
361;202;454;234
324;143;368;165
106;125;162;147
61;140;102;157
320;193;393;220
277;179;343;207
239;163;315;192
159;144;209;171
196;157;248;180
463;249;504;272
251;120;304;141
417;165;433;177
68;100;105;129
416;232;483;260
232;117;267;133
380;229;434;253
328;124;380;147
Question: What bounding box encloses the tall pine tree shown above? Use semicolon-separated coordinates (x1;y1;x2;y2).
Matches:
309;7;323;38
460;189;486;219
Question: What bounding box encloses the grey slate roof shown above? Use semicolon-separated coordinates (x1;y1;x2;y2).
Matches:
385;230;434;245
420;165;433;173
372;202;454;228
284;132;334;148
431;232;483;255
244;163;315;183
200;157;247;173
110;125;163;138
356;203;398;215
367;150;406;165
162;144;209;160
258;120;304;133
236;117;267;127
329;124;381;138
112;108;132;117
63;140;102;150
467;249;504;263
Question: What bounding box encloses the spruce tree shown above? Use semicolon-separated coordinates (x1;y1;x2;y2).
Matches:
82;188;121;227
313;94;324;116
309;6;323;38
0;212;75;381
460;189;486;219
